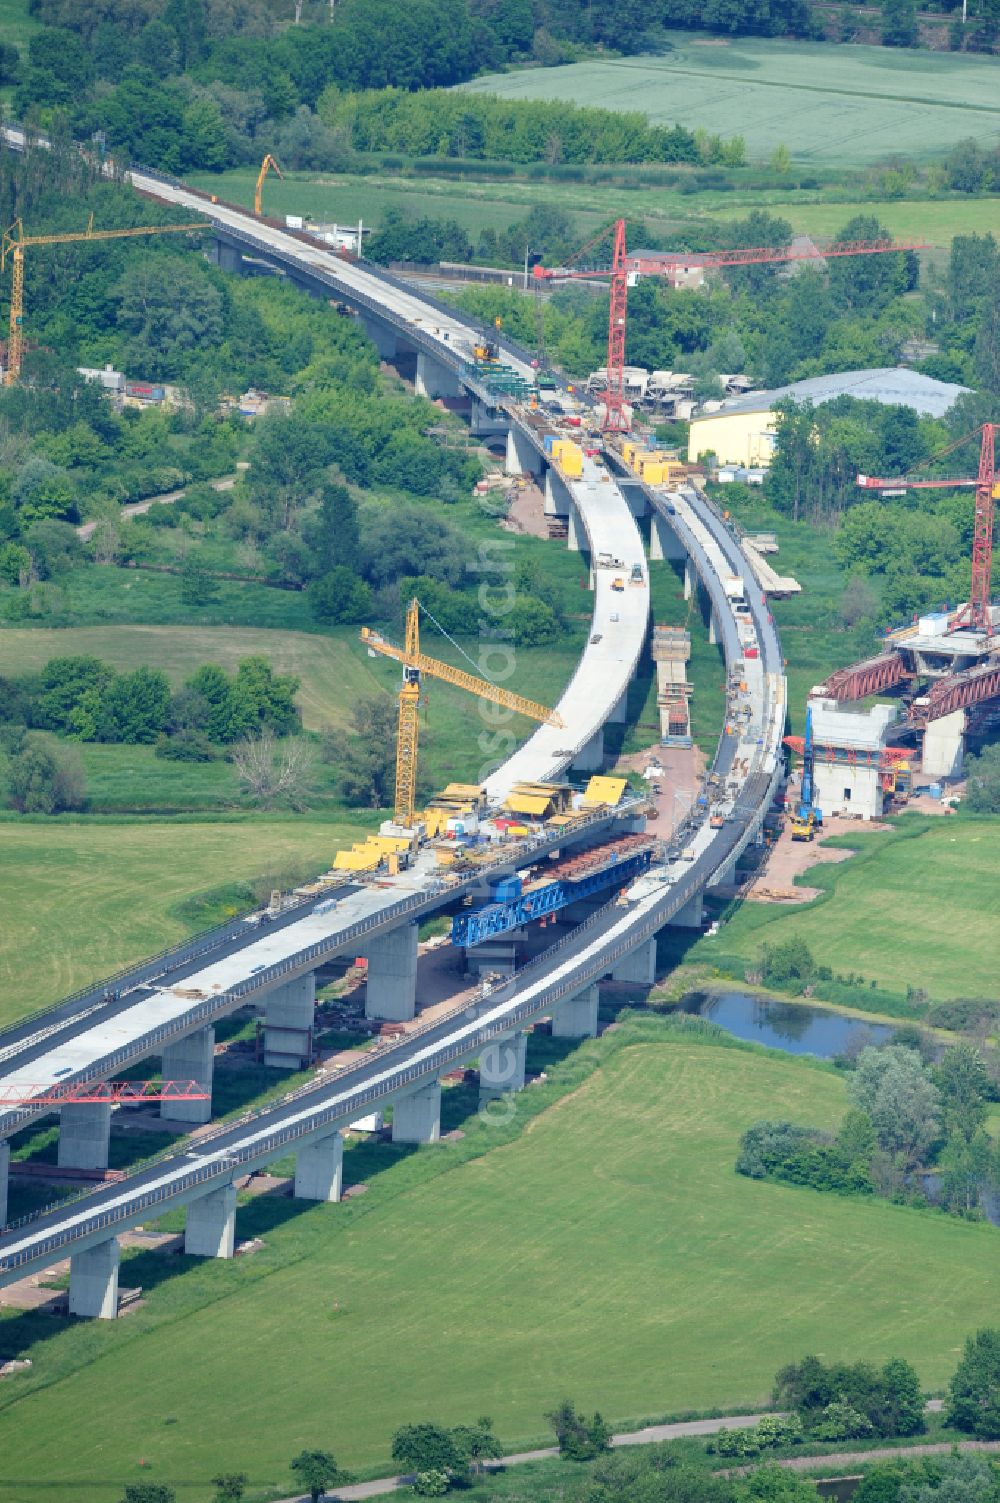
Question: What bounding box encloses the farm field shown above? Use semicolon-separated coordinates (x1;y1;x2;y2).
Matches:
462;36;1000;165
0;1021;995;1503
695;817;1000;1001
186;165;1000;271
0;818;370;1025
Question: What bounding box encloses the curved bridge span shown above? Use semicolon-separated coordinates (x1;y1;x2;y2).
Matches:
0;135;785;1314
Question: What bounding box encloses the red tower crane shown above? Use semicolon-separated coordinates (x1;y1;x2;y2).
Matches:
534;226;930;435
534;217;631;431
857;423;998;633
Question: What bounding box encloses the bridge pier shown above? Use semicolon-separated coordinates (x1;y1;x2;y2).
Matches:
608;691;628;725
69;1237;120;1319
466;936;518;978
671;894;704;929
161;1025;215;1122
650;512;686;562
479;1031;527;1101
708;613;718;647
573;730;604;773
58;1103;111;1172
392;1081;441;1144
0;1141;8;1227
610;937;657;985
921;707;965;780
544;468;571;518
684;561;694;601
506;426;542;477
360;316;398;361
263;975;315;1068
211;239;244;277
364;922;418;1022
185;1182;237;1258
552;984;599;1039
415;350;461;400
470;400;509;437
566;499;586;554
294;1130;343;1203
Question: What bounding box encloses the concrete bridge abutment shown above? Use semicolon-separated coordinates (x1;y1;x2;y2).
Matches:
921;707;965;780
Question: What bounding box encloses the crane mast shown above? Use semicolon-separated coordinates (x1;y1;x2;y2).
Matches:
361;598;564;828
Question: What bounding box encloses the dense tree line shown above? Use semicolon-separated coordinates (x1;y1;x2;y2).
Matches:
738;1040;1000;1219
0;653;300;752
337;87;738;167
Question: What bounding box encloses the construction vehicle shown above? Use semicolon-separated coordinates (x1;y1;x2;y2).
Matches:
790;705;823;841
1;217;202;385
473;316;503;365
360;598;565;829
254;154;283;216
611;576;625;592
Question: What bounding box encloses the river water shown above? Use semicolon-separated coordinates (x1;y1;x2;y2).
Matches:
680;990;895;1060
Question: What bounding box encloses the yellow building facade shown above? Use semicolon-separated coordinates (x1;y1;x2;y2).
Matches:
687;405;777;467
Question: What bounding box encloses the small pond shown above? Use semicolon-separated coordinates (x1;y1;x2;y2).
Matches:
680;990;895;1060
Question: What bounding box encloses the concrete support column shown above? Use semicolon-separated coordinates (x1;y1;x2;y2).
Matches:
479;1031;527;1100
0;1141;8;1227
566;499;586;554
392;1081;441;1144
608;691;628;724
185;1182;237;1259
708;613;718;646
505;426;542;477
572;729;604;772
466;937;518;978
58;1103;111;1171
365;923;418;1022
69;1237;120;1319
544;467;571;518
684;561;694;601
263;975;315;1069
671;894;704;929
610;937;657;985
215;240;244;276
294;1131;343;1203
552;984;599;1039
415;350;460;399
361;317;398;360
921;707;966;779
650;513;686;562
161;1025;215;1123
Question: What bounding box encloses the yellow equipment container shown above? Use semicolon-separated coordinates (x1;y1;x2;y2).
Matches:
622;440;643;467
558;442;583;479
580;774;628;808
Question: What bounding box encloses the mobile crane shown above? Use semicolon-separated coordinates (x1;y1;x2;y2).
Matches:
790;704;823;841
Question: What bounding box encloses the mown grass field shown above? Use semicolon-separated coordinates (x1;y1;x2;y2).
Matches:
695;817;1000;1001
0;1020;995;1503
0;818;371;1025
463;36;1000;164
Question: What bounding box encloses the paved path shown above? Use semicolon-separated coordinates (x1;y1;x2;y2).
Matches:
76;474;237;541
725;1440;1000;1478
280;1416;775;1502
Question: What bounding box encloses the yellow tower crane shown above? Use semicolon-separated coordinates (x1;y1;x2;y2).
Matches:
254;154;283;216
361;597;566;828
1;217;203;386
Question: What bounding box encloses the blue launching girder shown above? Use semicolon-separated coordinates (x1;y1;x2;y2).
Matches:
452;847;654;948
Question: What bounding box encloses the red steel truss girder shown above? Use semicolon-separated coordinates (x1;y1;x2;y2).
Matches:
783;736;911;766
908;659;1000;726
0;1079;209;1107
823;653;909;700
